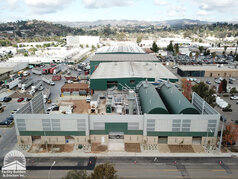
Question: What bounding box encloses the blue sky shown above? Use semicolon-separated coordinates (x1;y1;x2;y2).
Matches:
0;0;238;22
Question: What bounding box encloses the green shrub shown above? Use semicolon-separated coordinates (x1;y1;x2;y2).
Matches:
78;144;83;149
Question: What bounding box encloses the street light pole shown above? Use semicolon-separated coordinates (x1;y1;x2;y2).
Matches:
48;161;56;179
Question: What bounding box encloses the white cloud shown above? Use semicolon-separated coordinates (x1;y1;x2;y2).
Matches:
82;0;134;8
195;0;238;12
167;6;185;17
3;0;19;8
197;10;208;16
154;0;168;6
24;0;73;14
1;0;73;14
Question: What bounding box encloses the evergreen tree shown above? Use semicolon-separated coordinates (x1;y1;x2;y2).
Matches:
151;41;159;53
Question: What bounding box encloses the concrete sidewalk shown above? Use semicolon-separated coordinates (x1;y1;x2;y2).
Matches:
13;143;237;158
20;150;235;158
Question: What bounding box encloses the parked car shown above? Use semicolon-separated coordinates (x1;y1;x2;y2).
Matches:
206;80;211;85
229;77;236;81
229;80;233;84
17;98;24;102
24;98;31;102
86;96;91;103
230;96;238;100
215;79;221;84
11;109;19;115
3;97;12;102
0;116;14;125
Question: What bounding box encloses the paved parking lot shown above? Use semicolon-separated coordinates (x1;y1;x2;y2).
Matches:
0;97;27;122
168;66;238;125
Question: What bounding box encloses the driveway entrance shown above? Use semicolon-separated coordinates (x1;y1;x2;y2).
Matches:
108;132;125;151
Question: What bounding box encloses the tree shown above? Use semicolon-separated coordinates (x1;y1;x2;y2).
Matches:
198;46;204;54
211;52;216;64
62;170;87;179
192;82;216;106
230;87;237;95
195;51;199;59
218;82;223;94
181;78;192;101
221;79;227;93
223;122;238;146
28;48;37;55
166;41;174;53
174;43;179;56
136;35;143;44
151;41;159;53
88;163;118;179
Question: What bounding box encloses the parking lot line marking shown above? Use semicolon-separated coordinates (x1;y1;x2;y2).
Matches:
162;169;177;172
212;169;226;172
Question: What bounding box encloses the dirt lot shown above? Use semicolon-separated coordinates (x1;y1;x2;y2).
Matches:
168;145;195;153
192;145;205;153
28;144;74;153
91;143;107;153
125;143;141;152
61;100;90;114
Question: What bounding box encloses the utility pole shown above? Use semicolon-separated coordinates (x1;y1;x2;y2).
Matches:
218;116;225;151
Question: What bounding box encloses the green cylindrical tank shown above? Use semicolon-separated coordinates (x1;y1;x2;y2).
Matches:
139;83;168;114
159;83;199;114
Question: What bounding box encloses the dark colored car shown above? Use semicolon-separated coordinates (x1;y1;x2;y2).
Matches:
17;97;24;102
0;116;14;125
3;97;12;102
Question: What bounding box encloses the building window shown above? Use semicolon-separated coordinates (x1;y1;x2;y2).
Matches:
172;120;181;132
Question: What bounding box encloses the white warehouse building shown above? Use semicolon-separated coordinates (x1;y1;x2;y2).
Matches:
66;36;100;47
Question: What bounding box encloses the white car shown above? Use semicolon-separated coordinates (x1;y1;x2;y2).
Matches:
38;86;44;91
230;96;238;100
86;96;91;103
215;80;221;84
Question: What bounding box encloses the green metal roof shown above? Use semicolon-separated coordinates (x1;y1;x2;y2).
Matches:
158;83;199;114
139;82;168;114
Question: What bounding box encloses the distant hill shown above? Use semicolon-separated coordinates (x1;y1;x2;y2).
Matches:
57;18;211;27
0;20;85;38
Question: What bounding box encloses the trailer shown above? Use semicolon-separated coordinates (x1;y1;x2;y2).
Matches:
18;79;28;89
43;87;51;103
42;77;55;86
42;68;50;74
21;78;33;91
53;67;61;75
32;68;42;75
49;67;56;74
61;65;68;74
23;71;30;77
6;78;20;90
64;76;78;81
31;80;42;91
52;75;61;81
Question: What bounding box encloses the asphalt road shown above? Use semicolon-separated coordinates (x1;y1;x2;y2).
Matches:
0;127;17;158
0;157;238;179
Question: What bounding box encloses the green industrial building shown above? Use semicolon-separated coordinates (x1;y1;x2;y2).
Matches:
90;45;159;74
90;62;178;91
